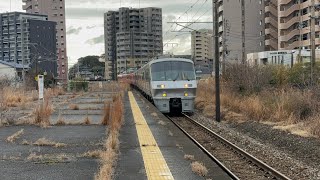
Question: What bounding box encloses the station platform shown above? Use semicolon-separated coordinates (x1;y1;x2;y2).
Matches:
114;91;231;180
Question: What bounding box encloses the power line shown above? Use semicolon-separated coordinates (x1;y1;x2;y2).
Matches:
164;7;212;47
163;0;202;39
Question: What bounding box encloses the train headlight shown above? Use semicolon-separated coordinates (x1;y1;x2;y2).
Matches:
184;84;192;88
184;92;188;97
161;84;165;88
162;92;167;97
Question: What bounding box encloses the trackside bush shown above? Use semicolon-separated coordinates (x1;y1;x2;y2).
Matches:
69;80;89;92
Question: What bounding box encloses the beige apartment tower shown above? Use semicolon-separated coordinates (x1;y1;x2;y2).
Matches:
191;29;213;68
22;0;68;83
278;0;320;50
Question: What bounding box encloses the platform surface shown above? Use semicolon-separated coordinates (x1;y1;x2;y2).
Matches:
114;91;231;180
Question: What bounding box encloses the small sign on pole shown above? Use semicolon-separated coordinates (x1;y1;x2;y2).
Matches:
38;75;44;100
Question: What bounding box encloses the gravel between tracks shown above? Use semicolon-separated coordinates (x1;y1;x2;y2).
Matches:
191;110;320;180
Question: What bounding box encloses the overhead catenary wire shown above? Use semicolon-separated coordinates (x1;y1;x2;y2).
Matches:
164;7;212;47
163;0;203;41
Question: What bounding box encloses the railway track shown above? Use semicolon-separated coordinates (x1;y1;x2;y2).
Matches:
167;114;291;180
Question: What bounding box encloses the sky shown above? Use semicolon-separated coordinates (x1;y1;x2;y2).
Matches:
0;0;213;67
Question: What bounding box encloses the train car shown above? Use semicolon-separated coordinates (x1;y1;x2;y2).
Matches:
133;58;197;113
118;73;134;84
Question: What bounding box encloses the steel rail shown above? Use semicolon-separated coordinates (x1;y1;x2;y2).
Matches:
166;115;240;180
178;113;291;180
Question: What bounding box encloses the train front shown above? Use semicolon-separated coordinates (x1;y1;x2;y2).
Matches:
150;59;197;113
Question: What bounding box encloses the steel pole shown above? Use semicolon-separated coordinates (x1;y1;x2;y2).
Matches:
311;0;316;82
213;0;220;122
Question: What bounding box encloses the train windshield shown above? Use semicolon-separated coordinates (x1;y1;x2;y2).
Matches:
151;61;196;81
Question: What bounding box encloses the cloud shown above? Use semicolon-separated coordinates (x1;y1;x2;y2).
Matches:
86;25;97;29
66;26;83;35
85;34;104;45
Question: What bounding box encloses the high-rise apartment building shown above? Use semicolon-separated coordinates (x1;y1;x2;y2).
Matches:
265;0;279;51
104;7;163;79
216;0;266;63
278;0;320;50
191;29;214;68
22;0;68;82
0;12;57;78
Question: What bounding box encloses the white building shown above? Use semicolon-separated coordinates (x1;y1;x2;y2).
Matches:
0;62;15;79
0;61;28;80
247;50;320;67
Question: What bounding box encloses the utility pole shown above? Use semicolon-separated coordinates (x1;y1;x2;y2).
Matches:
311;0;316;68
213;0;220;122
298;1;302;63
21;18;26;88
241;0;246;63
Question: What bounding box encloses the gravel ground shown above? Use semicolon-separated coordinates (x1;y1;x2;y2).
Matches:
191;110;320;180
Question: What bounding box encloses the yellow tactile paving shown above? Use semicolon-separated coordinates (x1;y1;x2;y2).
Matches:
128;91;174;180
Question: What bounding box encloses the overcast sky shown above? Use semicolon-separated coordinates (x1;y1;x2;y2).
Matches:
0;0;213;67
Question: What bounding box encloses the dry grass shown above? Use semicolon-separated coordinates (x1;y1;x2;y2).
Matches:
56;113;66;125
196;78;320;137
308;115;320;137
6;129;24;143
3;88;29;107
101;102;111;125
81;150;103;158
83;116;92;125
191;161;208;177
158;120;166;125
22;139;30;145
95;93;124;180
46;87;65;97
69;104;79;110
33;97;53;127
184;154;195;161
95;130;119;180
27;152;43;161
33;137;66;148
27;153;71;162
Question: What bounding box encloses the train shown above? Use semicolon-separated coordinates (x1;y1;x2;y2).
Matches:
119;58;197;113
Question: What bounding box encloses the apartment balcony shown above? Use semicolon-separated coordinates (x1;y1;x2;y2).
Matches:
265;17;278;28
278;4;299;17
22;4;31;10
265;5;277;16
279;16;299;30
279;28;299;42
278;0;294;5
284;39;312;50
265;39;278;50
218;5;223;13
265;28;278;39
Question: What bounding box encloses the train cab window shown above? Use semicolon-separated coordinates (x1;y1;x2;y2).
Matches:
151;61;196;81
